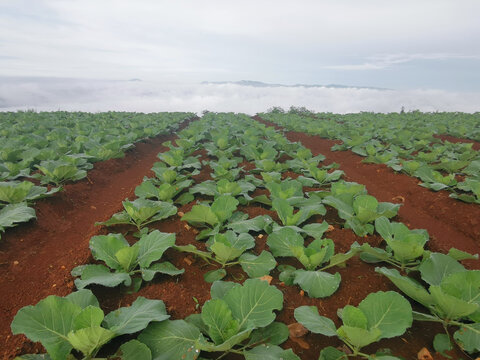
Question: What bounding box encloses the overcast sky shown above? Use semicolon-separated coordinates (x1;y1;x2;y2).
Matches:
2;0;480;91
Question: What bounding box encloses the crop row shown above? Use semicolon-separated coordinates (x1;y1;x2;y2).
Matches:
260;109;480;205
10;113;480;360
0;112;194;239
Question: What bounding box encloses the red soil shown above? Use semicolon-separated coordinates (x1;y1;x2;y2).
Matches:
1;117;477;360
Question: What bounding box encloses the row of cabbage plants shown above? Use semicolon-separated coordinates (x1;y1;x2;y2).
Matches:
260;109;480;205
0;111;194;239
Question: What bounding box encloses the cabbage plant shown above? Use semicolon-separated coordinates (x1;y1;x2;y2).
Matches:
295;291;413;359
12;289;168;360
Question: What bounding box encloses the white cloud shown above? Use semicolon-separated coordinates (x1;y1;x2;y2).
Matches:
1;78;479;114
325;53;480;71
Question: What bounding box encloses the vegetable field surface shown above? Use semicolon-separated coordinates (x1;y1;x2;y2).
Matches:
1;113;479;360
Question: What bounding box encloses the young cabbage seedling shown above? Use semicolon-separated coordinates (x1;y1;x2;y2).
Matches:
209;157;244;181
253;159;289;173
295;291;413;359
11;289;168;360
162;138;198;157
135;178;193;205
139;279;300;360
285;147;326;173
0;202;36;240
376;251;480;355
34;160;87;186
266;179;305;206
151;162;196;184
296;163;344;187
450;178;480;204
414;165;457;191
271;198;326;227
175;230;276;283
181;195;239;240
268;227;360;298
241;142;278;162
391;159;424;175
359;216;429;271
96;198;177;231
157;147;201;171
71;231;183;291
323;181;400;236
0;161;31;181
190;178;256;205
84;139;133;161
0;181;61;206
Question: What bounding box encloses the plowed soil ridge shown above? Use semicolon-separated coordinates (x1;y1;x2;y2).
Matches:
254;116;480;268
0;120;194;358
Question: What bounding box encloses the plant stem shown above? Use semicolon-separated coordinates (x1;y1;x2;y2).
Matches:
215;348;243;360
412;311;444;323
448;320;480;335
174;245;216;263
343;340;356;355
224;260;240;267
356;351;371;358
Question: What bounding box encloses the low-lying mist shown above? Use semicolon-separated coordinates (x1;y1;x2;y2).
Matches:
1;77;479;114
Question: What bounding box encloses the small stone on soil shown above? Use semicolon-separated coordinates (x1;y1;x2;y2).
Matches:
259;275;273;284
290;336;310;349
417;347;433;360
288;322;308;338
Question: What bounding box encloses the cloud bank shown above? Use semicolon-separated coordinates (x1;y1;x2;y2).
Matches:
1;77;479;114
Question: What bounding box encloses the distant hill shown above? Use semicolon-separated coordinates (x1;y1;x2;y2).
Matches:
201;80;388;90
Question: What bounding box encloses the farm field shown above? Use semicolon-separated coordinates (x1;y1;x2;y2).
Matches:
1;111;480;360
